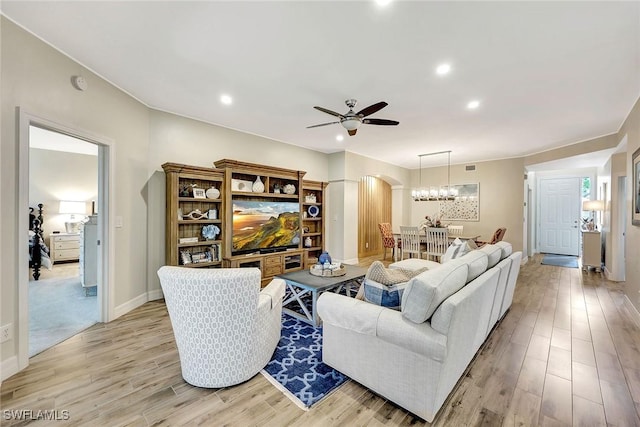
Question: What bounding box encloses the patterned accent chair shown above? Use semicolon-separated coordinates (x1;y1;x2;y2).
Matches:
157;266;285;388
476;227;507;248
378;222;400;260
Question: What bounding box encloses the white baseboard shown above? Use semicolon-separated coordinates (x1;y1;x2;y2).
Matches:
113;289;165;319
147;289;164;301
623;296;640;330
113;293;149;319
1;355;19;382
341;257;359;265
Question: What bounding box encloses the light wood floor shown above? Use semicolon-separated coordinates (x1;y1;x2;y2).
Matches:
3;254;640;426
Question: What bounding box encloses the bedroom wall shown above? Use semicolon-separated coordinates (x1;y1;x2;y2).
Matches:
29;148;98;245
1;18;150;368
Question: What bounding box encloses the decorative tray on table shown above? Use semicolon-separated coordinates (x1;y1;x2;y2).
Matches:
309;264;346;277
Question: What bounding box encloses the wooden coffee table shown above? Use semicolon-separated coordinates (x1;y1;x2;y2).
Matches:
277;264;367;326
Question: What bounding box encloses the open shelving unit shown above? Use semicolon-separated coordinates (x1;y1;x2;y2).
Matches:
162;163;224;268
162;160;328;285
301;180;328;268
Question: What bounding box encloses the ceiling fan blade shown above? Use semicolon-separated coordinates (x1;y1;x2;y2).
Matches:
307;121;340;129
357;101;388;117
363;118;399;126
314;106;344;118
348;129;358;136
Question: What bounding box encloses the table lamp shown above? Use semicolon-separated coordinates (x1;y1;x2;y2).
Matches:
59;200;87;233
582;200;604;231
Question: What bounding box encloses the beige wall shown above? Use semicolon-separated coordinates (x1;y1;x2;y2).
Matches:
410;157;526;252
619;97;640;311
605;152;627;281
2;18;150;363
29;148;98;244
145;110;330;293
524;133;618;167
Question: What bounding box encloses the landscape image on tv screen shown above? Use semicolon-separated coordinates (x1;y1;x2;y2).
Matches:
232;200;300;253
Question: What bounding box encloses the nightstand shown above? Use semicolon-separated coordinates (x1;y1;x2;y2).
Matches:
49;233;80;264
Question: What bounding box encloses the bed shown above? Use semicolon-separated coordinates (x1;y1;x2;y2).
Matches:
29;203;51;280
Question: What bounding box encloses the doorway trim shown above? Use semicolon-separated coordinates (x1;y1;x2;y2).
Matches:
17;108;115;371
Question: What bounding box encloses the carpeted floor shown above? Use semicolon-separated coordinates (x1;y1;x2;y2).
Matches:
29;273;98;357
262;314;348;409
540;253;579;268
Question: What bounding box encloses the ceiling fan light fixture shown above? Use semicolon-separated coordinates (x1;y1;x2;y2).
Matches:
341;117;361;131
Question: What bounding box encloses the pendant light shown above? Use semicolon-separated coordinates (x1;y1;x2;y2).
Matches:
411;150;457;201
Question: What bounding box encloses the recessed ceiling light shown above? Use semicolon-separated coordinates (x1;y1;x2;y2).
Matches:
336;134;344;142
375;0;392;6
436;63;451;76
220;94;233;105
467;100;480;110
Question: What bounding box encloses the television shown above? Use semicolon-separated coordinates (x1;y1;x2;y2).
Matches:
232;200;300;254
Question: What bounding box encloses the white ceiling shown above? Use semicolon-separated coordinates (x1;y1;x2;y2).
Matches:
3;1;639;169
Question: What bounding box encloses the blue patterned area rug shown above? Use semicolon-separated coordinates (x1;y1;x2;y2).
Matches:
261;314;348;409
541;254;579;268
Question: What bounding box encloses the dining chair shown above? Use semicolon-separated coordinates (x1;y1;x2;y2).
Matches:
378;222;401;260
448;225;464;236
424;227;449;262
476;227;507;248
400;226;423;260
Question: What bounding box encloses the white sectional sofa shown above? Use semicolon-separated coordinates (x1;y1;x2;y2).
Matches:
317;242;521;422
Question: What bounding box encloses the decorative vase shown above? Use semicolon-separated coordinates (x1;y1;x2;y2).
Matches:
318;251;331;265
205;187;220;199
252;176;265;193
304;236;312;248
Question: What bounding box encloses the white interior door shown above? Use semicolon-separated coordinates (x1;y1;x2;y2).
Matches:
539;177;581;256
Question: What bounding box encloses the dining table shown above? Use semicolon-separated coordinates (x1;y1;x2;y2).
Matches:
392;230;481;262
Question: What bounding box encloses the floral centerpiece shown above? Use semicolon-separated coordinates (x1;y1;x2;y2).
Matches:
420;215;445;229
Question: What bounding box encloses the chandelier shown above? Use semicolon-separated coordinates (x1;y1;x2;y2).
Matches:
411;150;458;201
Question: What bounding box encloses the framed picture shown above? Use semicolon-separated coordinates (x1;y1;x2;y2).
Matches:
633;147;640;226
439;183;480;221
193;188;206;199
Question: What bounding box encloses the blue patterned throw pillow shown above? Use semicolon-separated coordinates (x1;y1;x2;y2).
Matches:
363;261;428;310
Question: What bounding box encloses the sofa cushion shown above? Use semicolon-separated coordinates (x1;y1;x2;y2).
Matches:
451;250;489;283
363;261;428;309
401;262;469;323
389;258;441;271
478;244;502;268
494;241;513;259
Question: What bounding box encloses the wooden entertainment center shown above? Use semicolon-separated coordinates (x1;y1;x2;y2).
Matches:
162;160;327;286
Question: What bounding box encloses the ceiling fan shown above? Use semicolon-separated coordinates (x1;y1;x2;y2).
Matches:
307;99;399;136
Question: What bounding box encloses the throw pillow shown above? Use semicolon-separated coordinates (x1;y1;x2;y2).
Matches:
441;238;470;263
363;261;428;310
